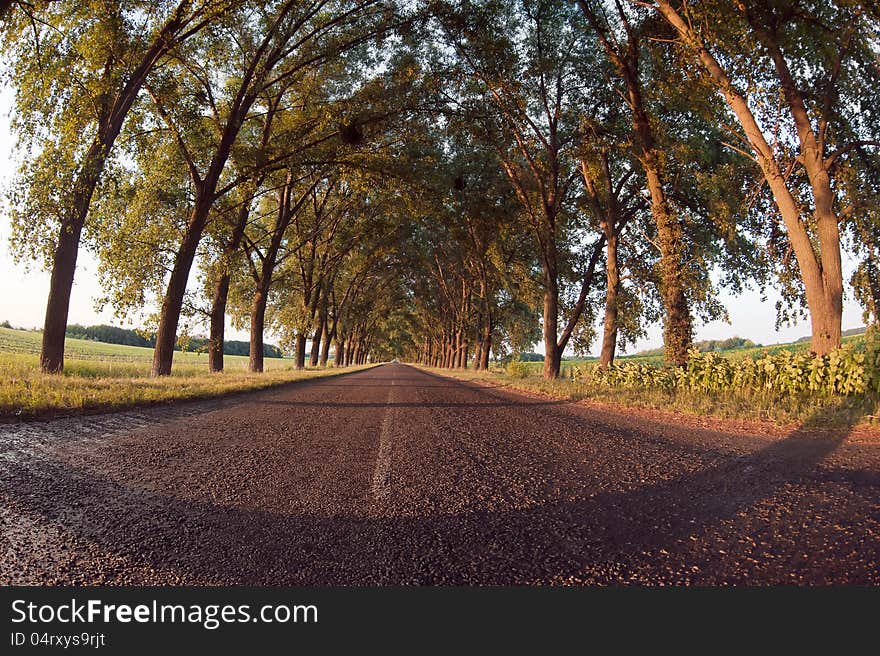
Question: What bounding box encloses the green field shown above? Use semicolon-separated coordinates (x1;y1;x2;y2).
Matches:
0;326;293;373
0;326;359;419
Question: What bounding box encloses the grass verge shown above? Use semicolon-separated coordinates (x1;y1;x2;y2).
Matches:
421;365;880;430
0;347;373;421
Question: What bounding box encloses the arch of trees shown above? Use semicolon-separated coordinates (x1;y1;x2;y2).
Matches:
2;0;879;379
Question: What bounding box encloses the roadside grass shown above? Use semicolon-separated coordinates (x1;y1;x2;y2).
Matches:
0;327;362;420
424;365;880;429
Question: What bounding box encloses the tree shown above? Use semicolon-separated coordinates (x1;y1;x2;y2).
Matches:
434;0;608;378
578;135;646;367
144;0;391;375
575;0;699;365
241;169;321;372
649;0;880;354
3;0;229;373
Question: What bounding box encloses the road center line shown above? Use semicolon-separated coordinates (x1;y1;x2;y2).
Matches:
370;374;396;503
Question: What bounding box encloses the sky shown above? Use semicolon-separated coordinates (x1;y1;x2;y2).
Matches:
0;85;867;355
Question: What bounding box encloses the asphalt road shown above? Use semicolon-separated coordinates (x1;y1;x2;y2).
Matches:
1;363;878;585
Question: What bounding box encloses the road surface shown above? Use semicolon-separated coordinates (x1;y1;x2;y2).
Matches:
1;363;878;584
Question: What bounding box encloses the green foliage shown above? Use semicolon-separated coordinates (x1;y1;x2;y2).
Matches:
505;359;530;378
636;336;759;357
436;363;879;428
64;324;284;357
571;331;880;397
3;0;879;380
66;324;153;347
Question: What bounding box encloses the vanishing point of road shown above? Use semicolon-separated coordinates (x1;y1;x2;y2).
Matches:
2;363;878;585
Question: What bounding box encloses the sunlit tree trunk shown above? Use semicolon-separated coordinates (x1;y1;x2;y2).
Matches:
319;318;331;367
577;0;692;366
653;0;843;354
599;227;619;368
310;322;322;367
291;334;303;369
208;194;252;372
249;287;268;373
542;261;562;379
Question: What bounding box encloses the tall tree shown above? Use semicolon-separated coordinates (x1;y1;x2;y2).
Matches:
435;0;607;377
576;0;697;364
649;0;880;354
3;0;229;373
145;0;390;375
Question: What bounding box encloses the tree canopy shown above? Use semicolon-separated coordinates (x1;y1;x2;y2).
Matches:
3;0;878;378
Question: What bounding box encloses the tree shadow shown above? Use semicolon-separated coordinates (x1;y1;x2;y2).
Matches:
256;399;572;409
0;398;875;585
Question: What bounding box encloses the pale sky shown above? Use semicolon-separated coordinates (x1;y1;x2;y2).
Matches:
0;84;866;354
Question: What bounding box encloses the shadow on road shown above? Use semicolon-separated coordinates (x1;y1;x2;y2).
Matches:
257;399;573;408
0;396;876;585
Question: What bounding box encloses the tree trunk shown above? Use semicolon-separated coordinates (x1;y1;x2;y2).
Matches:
334;336;344;366
152;212;208;376
599;228;620;368
295;334;307;369
647;163;692;366
310;286;327;367
635;107;691;366
309;322;322;367
40;212;85;373
208;189;252;372
320;321;332;367
248;286;268;373
578;1;692;366
542;269;561;379
353;337;362;366
208;273;230;373
480;324;491;370
39;7;191;373
249;296;266;374
806;283;842;355
653;0;841;355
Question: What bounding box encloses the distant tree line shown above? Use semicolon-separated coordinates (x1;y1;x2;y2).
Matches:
636;337;760;357
65;324;283;358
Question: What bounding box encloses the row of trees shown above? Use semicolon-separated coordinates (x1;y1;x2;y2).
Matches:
64;324;284;357
2;1;879;379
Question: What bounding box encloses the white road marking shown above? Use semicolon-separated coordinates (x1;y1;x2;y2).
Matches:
370;374;397;503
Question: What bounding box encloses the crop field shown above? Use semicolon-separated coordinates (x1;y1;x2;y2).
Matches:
0;326;294;373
